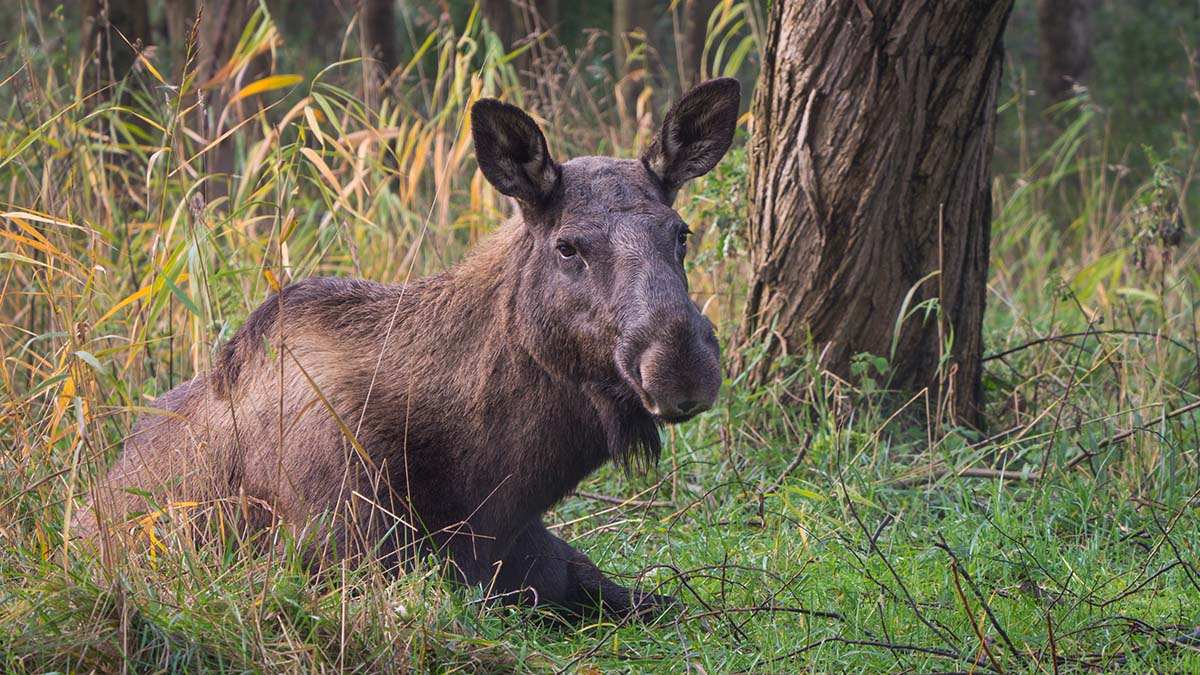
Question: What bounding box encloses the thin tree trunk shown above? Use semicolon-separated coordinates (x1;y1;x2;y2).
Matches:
360;0;399;107
534;0;558;34
479;0;557;80
1037;0;1093;101
737;0;1014;428
480;0;519;49
613;0;658;134
187;0;258;208
679;0;717;90
82;0;150;90
613;0;635;128
164;0;196;56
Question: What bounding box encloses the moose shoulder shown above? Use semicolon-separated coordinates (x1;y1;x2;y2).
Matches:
77;78;741;619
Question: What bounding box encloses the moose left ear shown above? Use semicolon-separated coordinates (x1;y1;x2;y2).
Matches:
471;98;561;207
641;78;741;201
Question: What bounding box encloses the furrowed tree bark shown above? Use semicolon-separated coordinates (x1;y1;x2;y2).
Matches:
736;0;1014;427
1037;0;1093;101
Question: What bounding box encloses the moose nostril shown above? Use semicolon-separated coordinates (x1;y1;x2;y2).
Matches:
676;400;699;414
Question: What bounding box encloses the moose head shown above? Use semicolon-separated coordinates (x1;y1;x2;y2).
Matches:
470;78;740;430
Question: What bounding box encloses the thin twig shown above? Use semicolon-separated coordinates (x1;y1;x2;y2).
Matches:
950;564;1005;674
1064;398;1200;469
843;487;960;652
760;431;813;496
891;398;1200;488
573;490;674;508
683;604;844;623
984;329;1198;363
1046;612;1060;675
766;636;1001;675
1041;298;1098;477
936;534;1020;662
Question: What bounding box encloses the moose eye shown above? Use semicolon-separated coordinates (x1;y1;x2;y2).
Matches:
677;228;691;246
556;241;577;258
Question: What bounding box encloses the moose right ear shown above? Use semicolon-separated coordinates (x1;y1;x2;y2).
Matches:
641;78;740;202
471;99;561;207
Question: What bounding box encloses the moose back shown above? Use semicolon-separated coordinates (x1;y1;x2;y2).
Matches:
77;78;741;618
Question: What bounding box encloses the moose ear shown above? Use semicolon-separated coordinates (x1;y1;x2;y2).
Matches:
641;78;741;200
471;99;561;206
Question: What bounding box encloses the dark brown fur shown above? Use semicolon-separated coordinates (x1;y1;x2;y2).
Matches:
77;79;741;619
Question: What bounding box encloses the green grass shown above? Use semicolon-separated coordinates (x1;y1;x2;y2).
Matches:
3;3;1200;673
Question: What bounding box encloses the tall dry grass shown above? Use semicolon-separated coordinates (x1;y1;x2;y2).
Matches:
1;6;751;669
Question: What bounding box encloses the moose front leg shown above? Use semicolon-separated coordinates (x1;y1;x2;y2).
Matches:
492;520;676;619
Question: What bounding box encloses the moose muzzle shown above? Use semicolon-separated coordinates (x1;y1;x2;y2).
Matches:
619;303;721;422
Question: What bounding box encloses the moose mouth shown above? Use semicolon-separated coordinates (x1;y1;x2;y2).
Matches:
636;386;706;423
654;411;699;424
616;359;710;424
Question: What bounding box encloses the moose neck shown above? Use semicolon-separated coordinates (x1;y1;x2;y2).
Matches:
388;219;662;475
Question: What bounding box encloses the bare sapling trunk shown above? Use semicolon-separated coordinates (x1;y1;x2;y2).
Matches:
360;0;399;108
83;0;150;90
1037;0;1094;101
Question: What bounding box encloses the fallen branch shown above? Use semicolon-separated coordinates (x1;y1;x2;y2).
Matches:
766;636;1000;674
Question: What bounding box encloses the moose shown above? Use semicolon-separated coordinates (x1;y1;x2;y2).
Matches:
76;78;740;619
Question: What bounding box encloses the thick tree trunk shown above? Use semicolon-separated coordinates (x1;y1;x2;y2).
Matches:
737;0;1014;427
193;0;257;86
1037;0;1093;101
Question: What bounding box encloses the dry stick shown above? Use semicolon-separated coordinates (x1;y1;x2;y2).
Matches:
1144;489;1200;596
868;512;895;549
1190;287;1200;392
558;562;736;674
842;482;961;653
892;398;1200;488
950;564;1005;674
685;605;844;623
1040;306;1099;478
1046;612;1061;675
759;431;813;496
765;636;1001;675
1064;398;1200;469
1162;628;1200;653
934;535;1020;659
